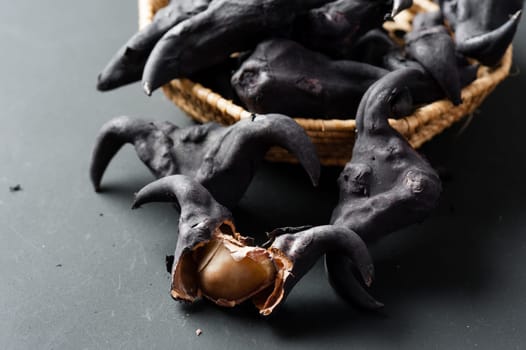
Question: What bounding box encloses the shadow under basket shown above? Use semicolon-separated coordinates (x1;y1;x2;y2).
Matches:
139;0;512;166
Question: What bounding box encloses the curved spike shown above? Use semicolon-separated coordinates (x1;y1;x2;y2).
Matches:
199;114;320;193
406;24;462;105
195;114;320;208
141;2;260;93
241;114;320;186
132;175;232;237
97;0;211;91
96;46;145;91
90;116;155;192
391;0;413;18
320;227;375;285
271;225;374;295
355;68;420;134
456;10;521;66
97;10;173;91
132;175;233;302
142;0;334;94
325;254;384;310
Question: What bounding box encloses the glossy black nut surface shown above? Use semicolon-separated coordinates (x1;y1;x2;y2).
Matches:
325;254;384;310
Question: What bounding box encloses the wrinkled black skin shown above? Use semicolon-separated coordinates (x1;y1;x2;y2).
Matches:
383;49;478;107
231;39;388;118
269;225;374;308
133;175;235;298
326;69;442;309
382;50;448;107
331;69;442;239
98;0;413;94
142;0;334;95
292;0;412;57
405;11;462;105
132;175;233;287
90;114;320;208
352;12;477;107
132;175;374;312
439;0;523;66
97;0;211;91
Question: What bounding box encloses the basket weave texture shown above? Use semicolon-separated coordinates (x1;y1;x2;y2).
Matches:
139;0;512;166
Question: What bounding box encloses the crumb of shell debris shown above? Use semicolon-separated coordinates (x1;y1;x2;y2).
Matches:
196;329;203;336
9;184;22;192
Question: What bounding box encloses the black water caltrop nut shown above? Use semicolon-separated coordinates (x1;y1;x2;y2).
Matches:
333;69;442;240
131;175;374;316
439;0;523;66
292;0;413;57
132;175;272;308
326;69;442;308
141;0;334;95
90;113;319;208
97;0;211;91
231;39;388;118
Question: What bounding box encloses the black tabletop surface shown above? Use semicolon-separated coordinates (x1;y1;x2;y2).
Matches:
1;1;526;349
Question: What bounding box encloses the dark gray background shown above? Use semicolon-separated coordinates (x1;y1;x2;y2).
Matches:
1;1;525;349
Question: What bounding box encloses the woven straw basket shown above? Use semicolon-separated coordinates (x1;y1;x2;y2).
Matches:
138;0;512;166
